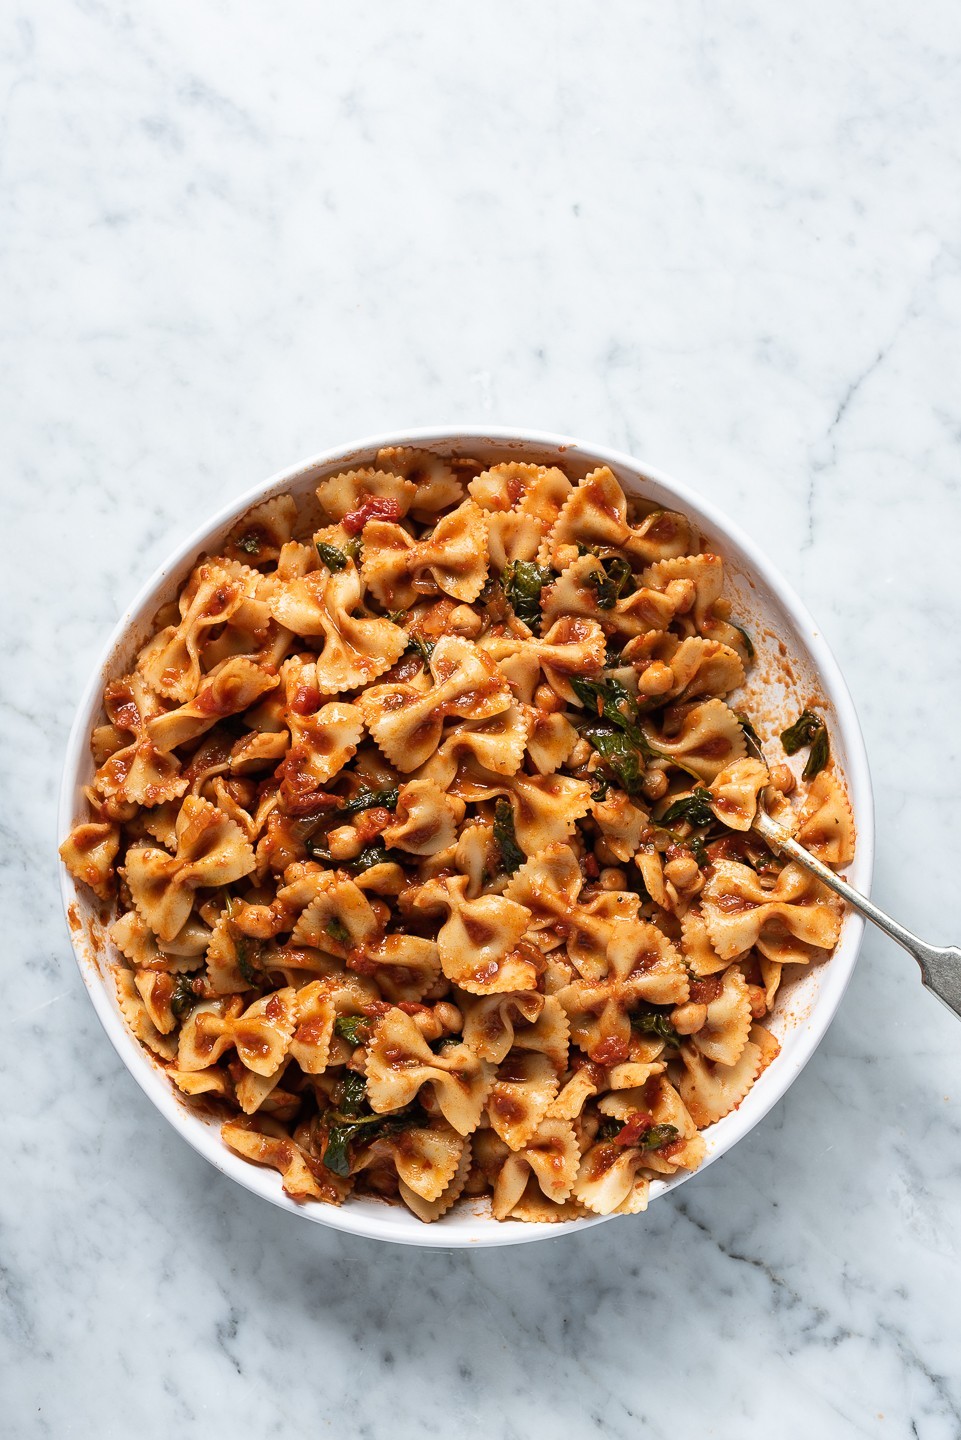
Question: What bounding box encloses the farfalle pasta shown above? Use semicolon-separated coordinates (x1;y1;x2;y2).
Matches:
61;451;854;1225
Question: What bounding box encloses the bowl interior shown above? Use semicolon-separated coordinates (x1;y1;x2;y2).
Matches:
59;428;873;1248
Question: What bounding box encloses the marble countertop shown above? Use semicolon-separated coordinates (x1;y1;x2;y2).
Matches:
5;2;961;1436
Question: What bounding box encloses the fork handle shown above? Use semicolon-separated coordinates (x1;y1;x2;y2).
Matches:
752;810;961;1020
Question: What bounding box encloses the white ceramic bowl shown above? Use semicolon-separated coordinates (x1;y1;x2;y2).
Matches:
59;427;874;1248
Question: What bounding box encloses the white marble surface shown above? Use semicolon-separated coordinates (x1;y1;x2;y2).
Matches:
5;1;961;1435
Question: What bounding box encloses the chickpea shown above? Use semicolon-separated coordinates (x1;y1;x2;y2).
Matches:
684;870;705;899
637;661;675;697
568;737;593;768
534;682;565;714
593;837;621;867
665;578;695;613
664;855;700;890
599;867;627;891
746;984;768;1020
641;769;669;801
769;764;796;796
434;1001;463;1033
326;825;363;861
411;1009;443;1040
712;597;732;620
368;899;391;928
448;795;467;824
671;1001;708;1035
449;604;482;638
555;543;580;570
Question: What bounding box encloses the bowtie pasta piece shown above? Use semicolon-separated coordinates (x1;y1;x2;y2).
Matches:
460;991;546;1064
92;674;188;812
124;796;255;943
407;875;536;993
380;779;461;856
222;1117;335;1202
701;859;842;964
148;657;279;753
479;615;606;699
796;772;856;865
556;920;690;1065
641;698;747;783
469;460;573;519
448;765;592;857
59;821;121;901
541;556;681;638
267;563;407;693
315;467;417;522
223;493;298;566
678;1024;780;1128
395;1139;473;1223
138;561;249;703
540;467;694;570
349;935;442;1004
375;446;467;513
708;757;770;831
361;499;490;608
177;988;298;1076
360;634;513;771
364;1010;495;1135
641;553;751;663
416;704;532;782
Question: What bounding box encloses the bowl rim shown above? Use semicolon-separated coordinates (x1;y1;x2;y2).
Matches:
58;424;875;1248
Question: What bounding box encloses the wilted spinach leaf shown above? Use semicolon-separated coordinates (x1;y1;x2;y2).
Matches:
316;540;351;571
170;974;199;1021
630;1011;683;1047
584;555;634;610
658;789;715;830
234;934;265;987
730;622;755;661
501;560;557;627
332;786;400;819
333;1014;372;1046
580;723;645;796
735;712;765;762
326;917;351;946
493;798;525;875
780;708;830;779
639;1123;680;1150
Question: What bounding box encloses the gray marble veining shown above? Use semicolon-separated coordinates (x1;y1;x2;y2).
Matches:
3;2;961;1436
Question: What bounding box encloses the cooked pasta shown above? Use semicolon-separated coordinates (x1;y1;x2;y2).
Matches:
61;454;854;1224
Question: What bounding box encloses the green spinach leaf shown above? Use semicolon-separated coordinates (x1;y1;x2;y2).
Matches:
234;934;265;987
493;798;525;875
333;1014;372;1047
170;974;199;1021
584;555;634;609
730;622;755;661
640;1123;680;1150
658;789;715;830
501;560;557;628
332;786;400;819
581;723;645;796
735;711;765;762
316;540;350;571
570;674;639;736
630;1011;683;1047
780;708;830;779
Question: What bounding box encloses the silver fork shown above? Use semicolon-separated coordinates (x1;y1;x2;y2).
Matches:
752;809;961;1019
